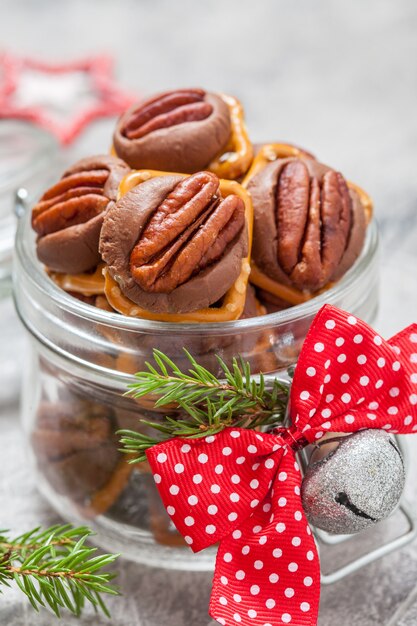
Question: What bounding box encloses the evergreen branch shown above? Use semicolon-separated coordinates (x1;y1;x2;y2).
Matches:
0;525;119;618
120;349;290;462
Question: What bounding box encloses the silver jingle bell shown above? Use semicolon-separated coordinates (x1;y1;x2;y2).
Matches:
301;429;405;535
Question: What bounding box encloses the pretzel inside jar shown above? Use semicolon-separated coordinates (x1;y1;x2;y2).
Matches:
99;169;253;323
244;145;373;307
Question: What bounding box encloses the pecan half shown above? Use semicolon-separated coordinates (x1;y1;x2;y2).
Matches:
130;172;245;293
32;169;110;236
33;155;130;274
123;89;213;140
249;158;366;292
113;89;232;173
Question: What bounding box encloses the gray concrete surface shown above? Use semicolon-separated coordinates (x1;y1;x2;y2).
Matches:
1;0;417;624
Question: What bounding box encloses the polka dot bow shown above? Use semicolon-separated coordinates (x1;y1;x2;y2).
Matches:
147;305;417;626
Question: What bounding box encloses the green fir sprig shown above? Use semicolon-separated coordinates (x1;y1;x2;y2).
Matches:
119;349;290;462
0;524;119;618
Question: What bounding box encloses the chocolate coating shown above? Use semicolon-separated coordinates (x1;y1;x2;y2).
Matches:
100;176;248;314
35;155;130;274
113;90;231;173
248;158;366;292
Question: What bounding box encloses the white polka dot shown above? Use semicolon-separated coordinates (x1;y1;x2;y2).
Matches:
273;548;283;558
213;465;223;476
252;463;260;471
265;458;275;469
342;393;351;403
325;393;333;402
314;342;325;352
405;415;413;426
167;506;175;515
230;492;239;502
247;445;257;454
367;413;377;420
410;333;417;343
234;594;242;603
282;613;292;623
325;359;331;369
250;499;259;508
205;524;216;535
232;530;242;540
376;379;384;389
228;512;238;522
254;560;263;570
285;588;295;598
357;354;367;365
250;585;260;595
306;551;314;561
393;361;401;371
410;395;417;405
188;495;198;506
253;525;262;534
219;596;228;606
169;485;180;495
181;444;191;453
184;536;193;545
411;354;417;364
233;613;241;623
218;620;226;626
269;573;279;583
208;505;218;515
377;357;386;368
374;335;383;345
325;319;336;329
411;374;417;383
354;334;363;344
220;576;228;585
383;424;392;430
193;474;202;484
348;315;357;325
247;609;256;618
388;406;399;415
250;479;259;489
266;599;276;609
308;409;316;418
236;456;245;464
341;373;350;383
278;497;287;507
230;430;241;438
185;516;194;526
288;562;298;572
278;472;287;481
259;535;267;545
321;408;331;418
222;447;232;456
321;421;331;430
315;431;324;439
369;401;379;409
324;375;331;385
263;503;271;512
157;453;167;463
205;435;215;443
300;390;310;400
231;474;240;484
304;576;313;586
335;337;345;347
294;510;303;521
223;552;232;563
211;484;221;493
300;602;310;613
307;367;316;377
337;353;347;363
174;463;184;474
292;536;301;546
198;453;208;464
276;523;286;533
154;474;161;484
360;376;370;386
242;545;250;555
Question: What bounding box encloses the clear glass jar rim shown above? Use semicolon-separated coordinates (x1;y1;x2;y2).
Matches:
16;209;379;335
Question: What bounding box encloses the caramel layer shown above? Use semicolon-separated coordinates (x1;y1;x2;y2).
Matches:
48;263;105;296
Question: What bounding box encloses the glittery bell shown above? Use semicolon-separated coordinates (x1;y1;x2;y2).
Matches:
301;430;405;535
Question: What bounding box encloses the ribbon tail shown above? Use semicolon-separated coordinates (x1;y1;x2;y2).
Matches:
210;447;320;626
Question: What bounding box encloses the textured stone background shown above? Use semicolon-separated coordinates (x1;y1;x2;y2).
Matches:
1;0;417;624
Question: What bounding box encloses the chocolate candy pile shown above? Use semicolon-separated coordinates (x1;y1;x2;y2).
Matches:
32;88;372;321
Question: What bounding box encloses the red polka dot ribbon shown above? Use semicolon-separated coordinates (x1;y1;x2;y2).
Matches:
147;305;417;626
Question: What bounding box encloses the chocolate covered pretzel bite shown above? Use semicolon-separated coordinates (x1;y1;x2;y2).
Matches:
32;155;130;274
113;88;253;179
100;170;252;320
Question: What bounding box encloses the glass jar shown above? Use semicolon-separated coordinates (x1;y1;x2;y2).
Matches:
14;203;379;569
0;120;59;405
